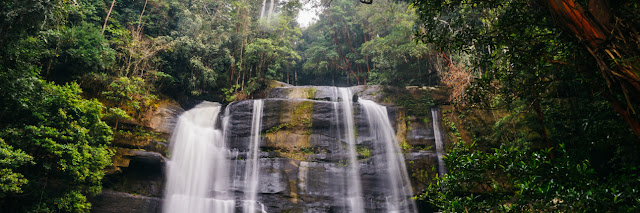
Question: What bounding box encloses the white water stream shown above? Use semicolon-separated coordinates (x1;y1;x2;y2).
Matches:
337;88;366;213
244;100;265;213
360;100;418;213
163;102;234;213
431;108;447;177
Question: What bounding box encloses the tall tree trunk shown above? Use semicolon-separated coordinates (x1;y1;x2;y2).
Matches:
260;0;267;19
102;0;117;35
268;0;275;21
136;0;149;37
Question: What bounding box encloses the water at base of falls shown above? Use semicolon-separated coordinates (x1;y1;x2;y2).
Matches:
163;102;234;213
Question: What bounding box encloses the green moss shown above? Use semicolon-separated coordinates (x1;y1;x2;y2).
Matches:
423;117;431;124
271;147;311;161
354;125;359;139
264;101;314;135
300;146;314;154
356;145;371;159
265;123;288;134
305;87;317;99
393;93;435;117
400;140;414;150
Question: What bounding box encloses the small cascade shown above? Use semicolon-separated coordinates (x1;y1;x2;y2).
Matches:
431;108;447;177
360;100;418;213
244;100;265;213
163;102;234;213
337;88;365;213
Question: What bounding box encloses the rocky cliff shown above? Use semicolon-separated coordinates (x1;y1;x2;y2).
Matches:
91;84;448;213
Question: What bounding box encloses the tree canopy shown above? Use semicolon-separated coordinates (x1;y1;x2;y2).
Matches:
1;0;640;211
410;0;640;211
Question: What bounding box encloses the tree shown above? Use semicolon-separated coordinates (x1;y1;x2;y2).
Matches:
412;0;640;136
297;0;437;86
0;69;112;212
411;0;640;210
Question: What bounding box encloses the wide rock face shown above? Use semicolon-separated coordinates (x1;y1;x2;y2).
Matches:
92;85;444;213
221;91;440;212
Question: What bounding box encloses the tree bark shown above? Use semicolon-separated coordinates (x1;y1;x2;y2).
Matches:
102;0;117;35
543;0;640;137
136;0;149;37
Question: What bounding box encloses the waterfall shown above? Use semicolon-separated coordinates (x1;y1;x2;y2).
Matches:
360;100;418;213
337;88;365;213
431;108;447;177
161;87;427;212
244;100;265;213
163;102;234;213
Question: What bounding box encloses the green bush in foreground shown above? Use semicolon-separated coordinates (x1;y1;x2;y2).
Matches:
0;76;112;212
420;142;640;212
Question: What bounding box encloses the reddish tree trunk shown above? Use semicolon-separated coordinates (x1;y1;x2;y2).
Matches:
544;0;640;137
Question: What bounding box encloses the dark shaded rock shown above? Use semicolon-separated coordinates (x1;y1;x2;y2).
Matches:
406;115;436;148
102;149;165;197
227;100;255;136
129;150;166;171
90;190;161;213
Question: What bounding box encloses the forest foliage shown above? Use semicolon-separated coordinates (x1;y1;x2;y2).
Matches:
297;0;440;86
411;0;640;211
1;0;640;212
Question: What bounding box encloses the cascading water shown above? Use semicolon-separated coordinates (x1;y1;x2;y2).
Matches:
163;102;234;213
337;88;365;213
431;108;447;177
360;100;418;213
162;87;433;212
244;100;265;213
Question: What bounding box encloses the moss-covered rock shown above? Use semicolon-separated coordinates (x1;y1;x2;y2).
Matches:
263;100;315;160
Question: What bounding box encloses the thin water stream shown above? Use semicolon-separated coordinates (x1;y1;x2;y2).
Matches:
337;88;365;213
360;100;418;213
431;108;447;178
244;100;265;213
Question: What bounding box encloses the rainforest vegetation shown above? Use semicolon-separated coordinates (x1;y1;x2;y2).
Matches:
0;0;639;212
